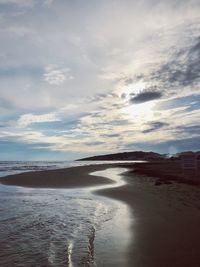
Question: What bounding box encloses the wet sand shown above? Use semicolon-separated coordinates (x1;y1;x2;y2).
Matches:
97;166;200;267
1;163;200;266
132;160;200;185
0;164;116;188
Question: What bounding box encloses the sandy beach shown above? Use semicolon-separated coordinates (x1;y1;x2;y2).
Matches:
97;166;200;267
1;162;200;267
0;164;116;188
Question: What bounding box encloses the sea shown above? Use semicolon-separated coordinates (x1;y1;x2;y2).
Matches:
0;161;134;267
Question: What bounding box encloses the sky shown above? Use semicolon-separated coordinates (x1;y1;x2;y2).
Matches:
0;0;200;160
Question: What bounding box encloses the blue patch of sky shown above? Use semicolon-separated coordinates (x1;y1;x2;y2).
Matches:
0;113;21;122
0;66;43;78
157;94;200;111
0;140;47;160
30;119;79;131
0;140;86;161
27;116;82;135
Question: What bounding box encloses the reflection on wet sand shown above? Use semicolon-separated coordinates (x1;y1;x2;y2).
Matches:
0;167;132;267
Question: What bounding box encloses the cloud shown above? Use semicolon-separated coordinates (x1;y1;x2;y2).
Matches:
83;141;105;146
141;35;200;98
101;133;120;138
125;136;200;154
0;0;55;8
43;0;55;7
130;90;163;104
17;113;60;127
156;94;200;111
0;97;14;109
0;0;34;7
44;66;73;85
124;77;134;86
142;121;169;133
0;0;200;159
172;37;200;87
176;124;200;135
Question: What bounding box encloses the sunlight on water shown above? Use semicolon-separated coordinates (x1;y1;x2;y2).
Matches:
89;168;132;267
67;241;74;267
90;167;128;190
0;167;133;267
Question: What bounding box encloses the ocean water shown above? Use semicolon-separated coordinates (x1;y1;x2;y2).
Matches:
0;161;133;267
0;160;84;177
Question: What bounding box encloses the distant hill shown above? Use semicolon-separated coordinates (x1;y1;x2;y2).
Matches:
77;151;164;161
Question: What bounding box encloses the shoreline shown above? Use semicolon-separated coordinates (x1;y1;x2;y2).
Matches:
96;165;200;267
0;164;117;188
1;162;200;266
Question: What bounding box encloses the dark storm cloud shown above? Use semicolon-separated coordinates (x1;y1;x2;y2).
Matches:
142;121;169;134
130;90;163;104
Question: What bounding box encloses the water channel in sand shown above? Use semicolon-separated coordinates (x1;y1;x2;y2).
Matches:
0;167;133;267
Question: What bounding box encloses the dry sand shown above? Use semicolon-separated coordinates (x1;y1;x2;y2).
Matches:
1;162;200;267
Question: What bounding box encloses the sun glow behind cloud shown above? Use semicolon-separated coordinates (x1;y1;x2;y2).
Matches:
123;102;155;123
0;0;200;160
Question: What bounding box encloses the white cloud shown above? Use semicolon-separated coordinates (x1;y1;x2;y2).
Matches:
44;66;73;85
0;0;200;157
17;113;60;127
